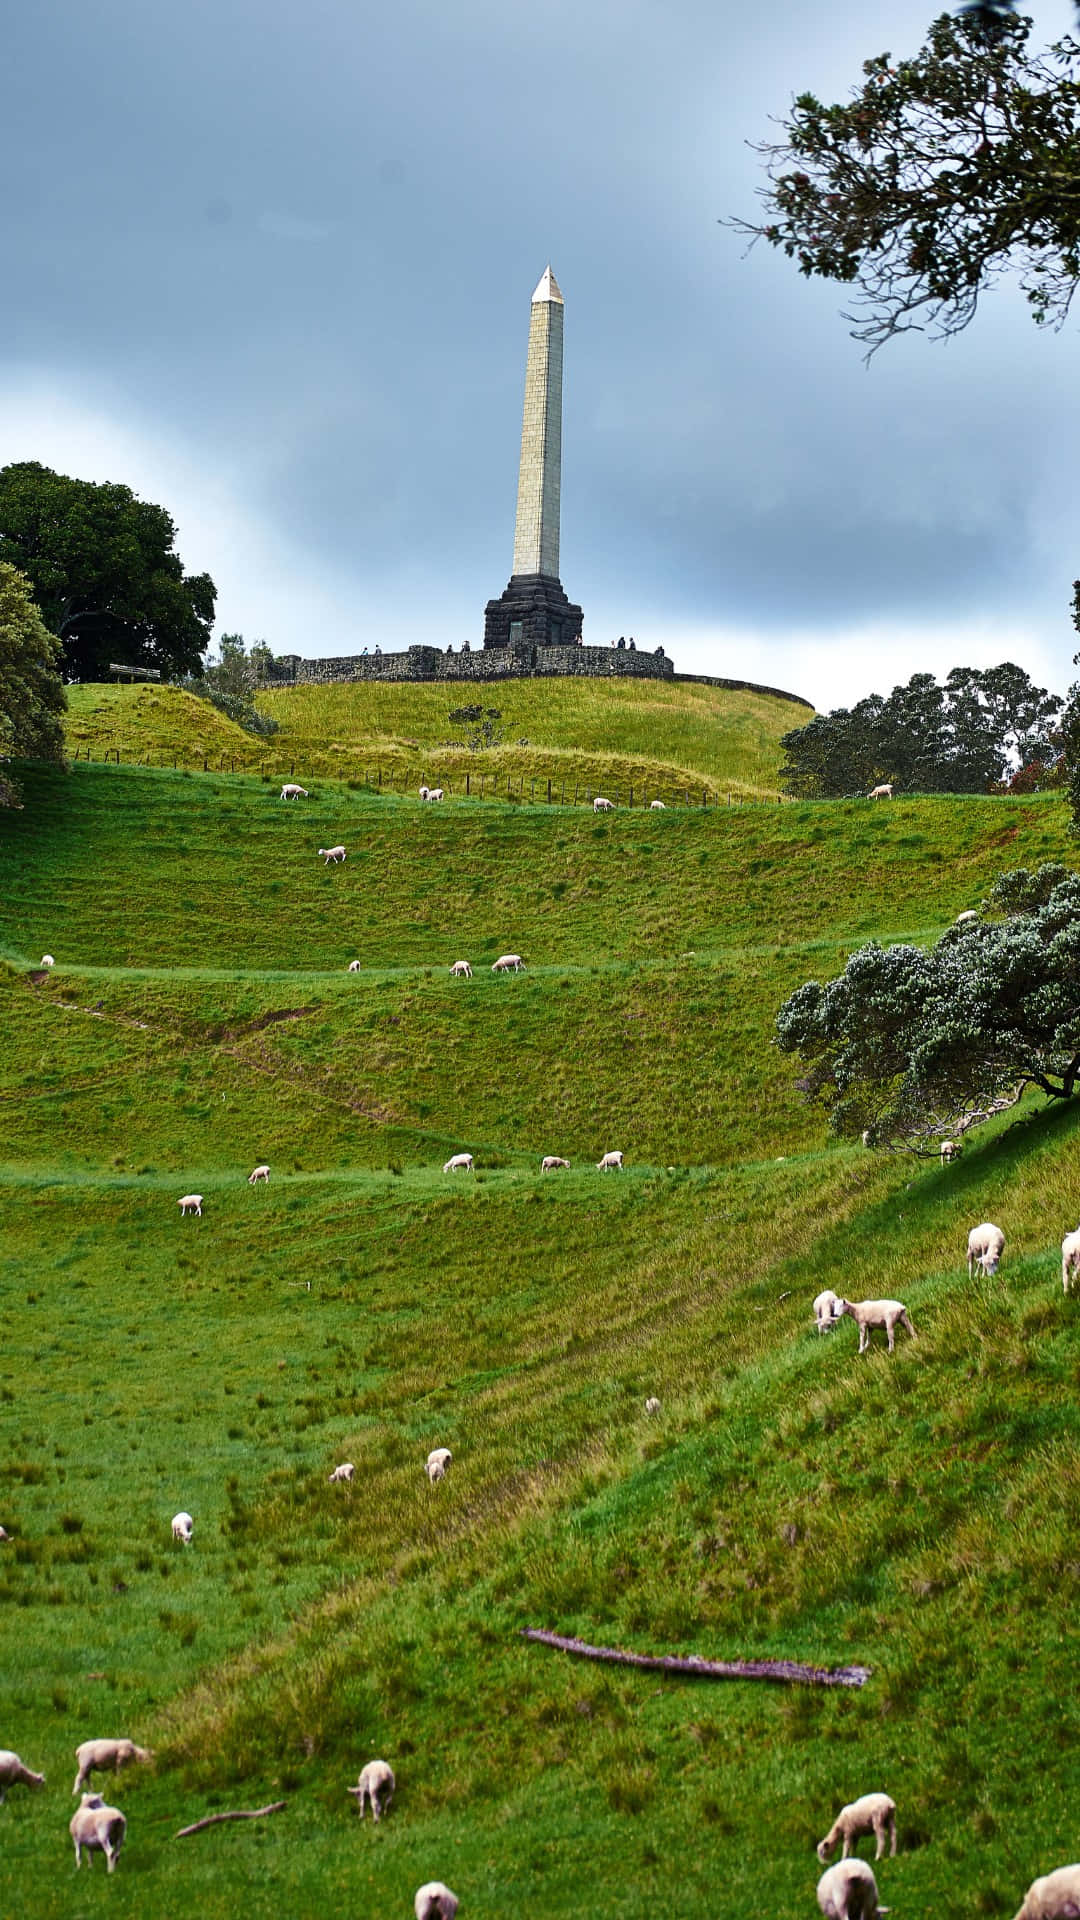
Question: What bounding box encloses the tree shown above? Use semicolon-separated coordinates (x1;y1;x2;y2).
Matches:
0;562;67;805
0;462;216;681
193;634;280;738
776;863;1080;1151
733;11;1080;351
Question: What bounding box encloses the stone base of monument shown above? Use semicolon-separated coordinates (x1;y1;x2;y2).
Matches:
483;573;584;652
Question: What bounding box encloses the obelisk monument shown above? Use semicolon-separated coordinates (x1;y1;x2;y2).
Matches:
483;266;583;652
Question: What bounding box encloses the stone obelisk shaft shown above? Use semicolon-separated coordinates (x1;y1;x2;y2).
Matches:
512;266;563;579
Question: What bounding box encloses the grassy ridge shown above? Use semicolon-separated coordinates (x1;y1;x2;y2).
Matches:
0;760;1077;1917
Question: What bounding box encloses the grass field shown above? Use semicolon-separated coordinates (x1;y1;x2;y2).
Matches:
0;757;1077;1918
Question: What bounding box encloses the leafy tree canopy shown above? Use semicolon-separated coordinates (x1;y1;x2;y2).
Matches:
779;663;1061;797
0;562;67;805
777;863;1080;1151
733;11;1080;351
0;462;215;682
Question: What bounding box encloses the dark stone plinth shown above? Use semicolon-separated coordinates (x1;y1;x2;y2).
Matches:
483;573;583;652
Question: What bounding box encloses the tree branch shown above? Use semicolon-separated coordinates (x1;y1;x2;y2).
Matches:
175;1802;287;1838
521;1628;870;1688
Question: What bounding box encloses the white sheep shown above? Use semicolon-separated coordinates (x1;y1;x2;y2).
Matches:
419;784;429;800
838;1299;916;1354
40;953;55;967
649;799;666;809
328;1463;355;1484
318;845;346;864
421;786;444;802
426;1447;453;1483
0;1525;11;1541
1062;1228;1080;1296
0;1750;44;1802
248;1164;270;1184
491;953;524;972
280;783;308;800
70;1792;126;1873
1012;1863;1080;1919
347;960;362;973
597;1150;623;1171
178;1194;203;1217
72;1739;151;1796
443;1152;474;1173
868;783;894;800
541;1155;570;1172
593;795;614;812
347;1758;395;1821
817;1858;888;1919
644;1396;661;1415
940;1139;962;1164
449;960;473;978
415;1883;459;1920
171;1511;194;1544
955;909;979;925
817;1792;897;1863
967;1221;1006;1278
813;1289;843;1333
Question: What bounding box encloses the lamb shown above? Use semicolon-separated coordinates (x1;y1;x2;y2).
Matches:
328;1463;355;1484
1062;1229;1080;1296
280;783;308;800
72;1739;151;1796
421;785;444;802
248;1164;270;1184
541;1155;570;1172
178;1194;203;1216
593;795;614;812
597;1150;623;1170
817;1792;897;1863
70;1792;126;1873
940;1139;962;1164
318;845;346;863
443;1152;474;1173
491;953;525;972
649;799;666;809
449;960;473;978
171;1511;194;1544
813;1289;843;1333
347;1758;395;1821
426;1447;453;1483
816;1859;888;1919
1011;1863;1080;1919
967;1221;1006;1278
868;783;894;799
955;909;979;925
0;1526;11;1541
644;1396;661;1415
347;960;362;973
0;1750;44;1802
415;1883;459;1920
838;1299;916;1354
40;954;55;967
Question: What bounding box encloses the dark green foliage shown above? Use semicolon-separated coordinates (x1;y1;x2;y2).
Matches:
777;862;1080;1146
779;664;1061;798
734;11;1080;349
0;563;66;802
0;462;215;681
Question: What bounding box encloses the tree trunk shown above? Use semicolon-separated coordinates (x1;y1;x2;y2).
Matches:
521;1628;870;1688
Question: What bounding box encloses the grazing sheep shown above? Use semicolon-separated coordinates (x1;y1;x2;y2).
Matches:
280;783;309;800
415;1883;459;1920
1012;1863;1080;1919
0;1750;44;1802
593;795;614;812
421;786;444;802
171;1512;194;1545
649;799;666;809
813;1289;843;1333
443;1152;474;1174
838;1299;916;1354
347;1758;395;1821
419;784;429;800
72;1739;150;1796
0;1526;10;1541
940;1139;962;1165
318;845;346;864
449;960;473;978
645;1396;661;1415
596;1150;623;1171
816;1858;888;1919
426;1448;453;1483
955;909;979;925
541;1155;570;1172
347;960;362;973
817;1792;897;1863
868;783;894;800
40;954;55;967
248;1164;270;1184
491;953;525;972
967;1221;1006;1278
70;1793;126;1873
1062;1229;1080;1296
328;1463;355;1484
177;1194;203;1217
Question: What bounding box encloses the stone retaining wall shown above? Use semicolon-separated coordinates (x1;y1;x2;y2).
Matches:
270;643;674;685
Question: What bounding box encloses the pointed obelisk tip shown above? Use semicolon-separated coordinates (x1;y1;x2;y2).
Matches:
531;264;564;305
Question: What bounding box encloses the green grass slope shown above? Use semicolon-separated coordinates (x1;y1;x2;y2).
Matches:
0;760;1077;1918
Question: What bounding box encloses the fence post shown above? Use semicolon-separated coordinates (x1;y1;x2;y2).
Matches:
530;780;534;802
379;768;382;788
466;771;470;796
684;789;689;807
547;778;551;803
203;756;208;771
702;789;707;809
629;786;633;807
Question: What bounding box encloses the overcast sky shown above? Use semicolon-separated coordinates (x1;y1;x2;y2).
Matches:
4;0;1079;709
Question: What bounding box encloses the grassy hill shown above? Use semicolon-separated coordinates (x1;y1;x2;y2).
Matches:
0;758;1077;1918
63;675;812;801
